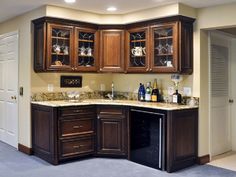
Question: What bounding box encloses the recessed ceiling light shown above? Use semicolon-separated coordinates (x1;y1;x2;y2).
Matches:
64;0;76;3
106;6;117;12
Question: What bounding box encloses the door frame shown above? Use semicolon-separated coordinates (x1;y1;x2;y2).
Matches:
0;30;19;148
208;30;232;159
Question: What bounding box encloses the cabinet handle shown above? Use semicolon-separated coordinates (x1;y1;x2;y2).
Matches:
149;68;152;71
73;110;82;113
73;145;85;149
75;67;77;70
146;68;149;71
72;67;75;70
73;125;83;129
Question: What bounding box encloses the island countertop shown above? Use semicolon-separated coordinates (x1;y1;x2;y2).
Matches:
31;99;198;111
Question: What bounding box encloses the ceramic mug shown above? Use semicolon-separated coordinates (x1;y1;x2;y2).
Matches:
53;44;61;54
131;47;143;56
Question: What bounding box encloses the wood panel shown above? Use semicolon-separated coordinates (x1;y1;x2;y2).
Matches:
99;30;125;72
166;108;198;172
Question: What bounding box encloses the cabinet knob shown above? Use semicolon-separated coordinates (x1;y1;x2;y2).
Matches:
149;68;152;71
146;68;149;71
97;116;100;119
75;67;77;70
72;67;75;70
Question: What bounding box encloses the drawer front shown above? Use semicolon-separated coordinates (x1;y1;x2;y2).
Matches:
97;106;125;116
59;137;94;158
59;106;95;117
60;119;94;137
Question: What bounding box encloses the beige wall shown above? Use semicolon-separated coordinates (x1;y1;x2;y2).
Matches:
0;6;46;147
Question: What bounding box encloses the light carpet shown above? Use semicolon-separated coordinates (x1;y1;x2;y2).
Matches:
0;141;236;177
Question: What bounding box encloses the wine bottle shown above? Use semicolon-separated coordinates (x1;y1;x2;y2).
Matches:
138;83;145;101
172;90;182;104
145;82;151;102
151;79;159;102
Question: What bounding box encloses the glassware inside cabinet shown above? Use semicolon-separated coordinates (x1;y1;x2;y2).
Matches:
51;28;71;66
129;31;146;67
153;27;174;67
78;31;95;67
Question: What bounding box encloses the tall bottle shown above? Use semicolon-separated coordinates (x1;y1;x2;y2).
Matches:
138;83;145;101
145;82;151;102
151;79;159;102
172;89;182;104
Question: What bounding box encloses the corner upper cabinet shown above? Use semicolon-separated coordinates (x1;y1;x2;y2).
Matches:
125;27;150;72
74;27;99;72
99;29;125;72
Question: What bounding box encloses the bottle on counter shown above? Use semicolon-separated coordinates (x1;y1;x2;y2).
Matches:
138;83;145;101
145;82;152;102
172;89;182;104
151;79;159;102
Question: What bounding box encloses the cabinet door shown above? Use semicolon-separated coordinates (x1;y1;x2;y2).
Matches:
126;27;150;72
97;115;127;156
74;27;99;72
150;22;178;73
99;30;125;72
47;23;74;71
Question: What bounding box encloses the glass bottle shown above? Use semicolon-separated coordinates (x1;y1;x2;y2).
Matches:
151;79;159;102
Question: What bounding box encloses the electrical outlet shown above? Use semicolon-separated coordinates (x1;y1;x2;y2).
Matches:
48;84;54;92
183;87;192;96
100;84;105;91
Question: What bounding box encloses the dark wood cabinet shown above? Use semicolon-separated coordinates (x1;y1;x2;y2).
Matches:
32;103;198;172
99;30;125;72
33;17;98;72
97;106;128;156
32;104;96;164
33;16;194;74
166;108;198;172
126;16;194;74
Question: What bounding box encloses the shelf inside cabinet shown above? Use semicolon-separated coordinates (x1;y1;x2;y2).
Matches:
130;39;146;43
156;54;173;56
78;39;94;43
52;37;69;40
155;36;173;40
131;55;146;58
51;53;69;56
78;55;94;57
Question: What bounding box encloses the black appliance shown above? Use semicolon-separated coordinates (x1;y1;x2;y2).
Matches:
130;108;165;170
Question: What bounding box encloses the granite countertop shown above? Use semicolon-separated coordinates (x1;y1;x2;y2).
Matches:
31;99;198;111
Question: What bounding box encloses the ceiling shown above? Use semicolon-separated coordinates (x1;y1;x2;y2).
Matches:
1;0;236;23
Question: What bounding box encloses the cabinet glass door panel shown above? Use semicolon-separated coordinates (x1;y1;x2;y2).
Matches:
126;28;149;72
75;28;98;71
151;22;178;72
153;27;173;67
48;24;73;70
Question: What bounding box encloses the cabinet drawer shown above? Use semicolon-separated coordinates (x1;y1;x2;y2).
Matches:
59;137;94;159
97;106;125;116
59;119;94;138
59;106;95;117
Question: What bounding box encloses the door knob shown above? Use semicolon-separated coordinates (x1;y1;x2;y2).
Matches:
11;96;16;100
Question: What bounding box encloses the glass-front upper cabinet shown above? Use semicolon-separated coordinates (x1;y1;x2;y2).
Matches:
74;27;98;72
150;22;178;72
126;27;149;72
47;23;74;70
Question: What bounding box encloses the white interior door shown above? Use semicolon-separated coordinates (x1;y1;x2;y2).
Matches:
210;33;231;156
0;32;18;148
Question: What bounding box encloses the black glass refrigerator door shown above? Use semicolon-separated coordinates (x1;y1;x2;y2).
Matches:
130;109;165;170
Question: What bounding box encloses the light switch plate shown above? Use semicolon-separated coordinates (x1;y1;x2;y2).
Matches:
183;87;192;96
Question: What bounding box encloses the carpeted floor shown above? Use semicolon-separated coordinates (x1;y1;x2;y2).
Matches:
0;141;236;177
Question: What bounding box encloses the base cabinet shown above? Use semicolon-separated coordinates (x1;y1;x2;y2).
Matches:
97;106;128;157
32;103;197;172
